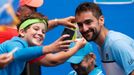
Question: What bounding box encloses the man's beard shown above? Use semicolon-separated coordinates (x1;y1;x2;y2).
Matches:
77;67;88;75
82;28;100;42
89;28;100;41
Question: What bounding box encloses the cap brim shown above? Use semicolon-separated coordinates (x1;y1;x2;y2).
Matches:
26;0;43;7
67;42;93;64
67;56;84;64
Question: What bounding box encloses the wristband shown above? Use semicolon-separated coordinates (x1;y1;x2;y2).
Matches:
54;18;58;25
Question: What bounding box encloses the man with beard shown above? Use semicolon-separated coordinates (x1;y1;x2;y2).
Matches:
68;52;104;75
75;2;134;75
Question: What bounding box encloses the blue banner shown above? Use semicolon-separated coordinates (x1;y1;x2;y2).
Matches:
94;0;134;4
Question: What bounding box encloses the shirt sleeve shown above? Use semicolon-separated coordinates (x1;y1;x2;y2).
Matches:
29;54;46;64
111;40;134;75
1;39;44;62
13;46;43;61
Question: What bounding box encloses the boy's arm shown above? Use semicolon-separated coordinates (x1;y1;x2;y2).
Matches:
13;35;74;61
38;38;86;66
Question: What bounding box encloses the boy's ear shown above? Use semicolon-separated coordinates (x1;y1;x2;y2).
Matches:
19;29;25;37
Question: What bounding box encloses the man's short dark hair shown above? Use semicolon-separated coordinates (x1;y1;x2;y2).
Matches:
75;2;103;19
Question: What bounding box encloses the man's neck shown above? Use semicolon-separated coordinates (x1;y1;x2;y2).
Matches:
95;27;108;47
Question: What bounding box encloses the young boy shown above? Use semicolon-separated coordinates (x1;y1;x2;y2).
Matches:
0;12;86;75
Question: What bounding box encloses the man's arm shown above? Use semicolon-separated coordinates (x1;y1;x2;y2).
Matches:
48;16;76;31
111;40;134;75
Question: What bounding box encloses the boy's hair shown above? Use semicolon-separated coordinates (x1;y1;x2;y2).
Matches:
75;2;102;19
17;12;48;37
17;12;48;31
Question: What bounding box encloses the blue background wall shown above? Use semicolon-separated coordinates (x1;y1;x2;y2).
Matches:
37;0;134;75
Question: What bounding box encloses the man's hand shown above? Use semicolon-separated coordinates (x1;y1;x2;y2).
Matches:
57;16;76;28
48;16;76;30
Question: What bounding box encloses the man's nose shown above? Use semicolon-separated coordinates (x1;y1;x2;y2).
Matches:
82;24;89;32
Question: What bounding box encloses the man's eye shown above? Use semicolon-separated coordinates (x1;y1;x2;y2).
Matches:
77;22;83;27
84;19;92;25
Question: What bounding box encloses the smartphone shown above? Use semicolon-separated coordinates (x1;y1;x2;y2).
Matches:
61;27;75;40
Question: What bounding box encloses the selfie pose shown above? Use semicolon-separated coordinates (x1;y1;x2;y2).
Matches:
0;13;86;75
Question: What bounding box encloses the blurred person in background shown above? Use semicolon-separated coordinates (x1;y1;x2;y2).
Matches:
68;53;104;75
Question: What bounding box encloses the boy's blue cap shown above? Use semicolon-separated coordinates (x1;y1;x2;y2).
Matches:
67;42;93;64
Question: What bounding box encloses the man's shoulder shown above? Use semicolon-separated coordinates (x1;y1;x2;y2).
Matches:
107;30;122;40
105;30;128;46
89;67;103;75
108;30;132;41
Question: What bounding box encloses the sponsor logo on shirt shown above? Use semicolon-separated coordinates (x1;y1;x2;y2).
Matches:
128;59;134;65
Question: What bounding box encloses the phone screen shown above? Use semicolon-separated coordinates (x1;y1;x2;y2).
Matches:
61;27;75;40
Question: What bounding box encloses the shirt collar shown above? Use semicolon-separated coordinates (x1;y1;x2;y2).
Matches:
11;36;28;47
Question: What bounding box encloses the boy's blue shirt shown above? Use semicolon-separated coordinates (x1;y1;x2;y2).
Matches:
0;37;43;75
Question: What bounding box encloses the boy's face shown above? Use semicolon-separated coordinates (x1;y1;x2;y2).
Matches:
22;23;47;46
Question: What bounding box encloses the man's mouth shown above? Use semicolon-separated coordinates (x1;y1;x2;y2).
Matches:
83;30;92;37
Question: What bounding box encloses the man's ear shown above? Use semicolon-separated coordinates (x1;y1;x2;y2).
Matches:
99;15;104;26
19;29;25;37
89;53;96;59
